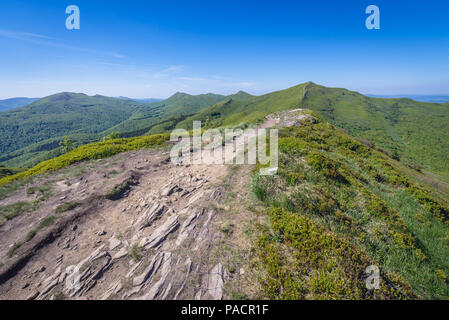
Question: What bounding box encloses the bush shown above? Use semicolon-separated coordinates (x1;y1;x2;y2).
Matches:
306;151;348;183
257;208;409;299
130;244;143;262
105;177;138;200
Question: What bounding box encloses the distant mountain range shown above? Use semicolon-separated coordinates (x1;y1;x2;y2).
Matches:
0;96;165;112
0;97;39;111
0;91;253;168
1;84;448;180
367;94;449;103
116;96;163;103
1;86;448;301
3;93;447;113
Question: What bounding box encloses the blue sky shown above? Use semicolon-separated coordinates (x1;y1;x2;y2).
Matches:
1;0;449;99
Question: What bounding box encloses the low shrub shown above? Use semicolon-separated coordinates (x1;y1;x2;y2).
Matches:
0;134;168;188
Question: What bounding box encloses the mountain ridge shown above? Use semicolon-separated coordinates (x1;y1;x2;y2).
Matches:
0;97;39;112
0;108;447;299
1;83;449;181
170;82;449;178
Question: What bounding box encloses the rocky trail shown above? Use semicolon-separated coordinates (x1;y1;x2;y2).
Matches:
0;110;310;300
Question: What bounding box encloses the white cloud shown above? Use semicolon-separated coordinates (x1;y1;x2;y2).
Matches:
153;65;185;78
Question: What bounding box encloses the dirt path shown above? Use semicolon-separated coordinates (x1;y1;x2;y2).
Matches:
0;110;309;300
0;149;233;299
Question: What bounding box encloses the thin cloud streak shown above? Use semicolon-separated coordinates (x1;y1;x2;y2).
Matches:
0;29;125;59
0;29;54;40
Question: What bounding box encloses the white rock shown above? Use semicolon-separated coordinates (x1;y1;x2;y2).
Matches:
109;238;122;251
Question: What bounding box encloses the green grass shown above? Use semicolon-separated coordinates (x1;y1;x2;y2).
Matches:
55;201;80;214
0;202;33;226
104;177;138;200
0;133;168;188
0;166;24;179
251;113;449;299
106;169;119;178
299;83;449;177
171;82;449;180
129;243;143;262
0;92;230;168
2;82;448;180
7;215;57;257
257;207;413;299
0;181;54;226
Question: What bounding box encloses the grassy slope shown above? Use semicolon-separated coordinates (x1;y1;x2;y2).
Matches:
0;133;168;189
0;92;226;168
103;92;227;136
0;167;24;179
0;100;447;298
175;84;307;130
0;93;142;164
252;114;449;299
299;83;449;179
172;82;449;180
5;81;447;179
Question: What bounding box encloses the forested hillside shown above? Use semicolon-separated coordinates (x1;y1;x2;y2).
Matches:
0;92;228;168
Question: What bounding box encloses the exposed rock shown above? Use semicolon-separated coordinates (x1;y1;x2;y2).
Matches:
56;254;64;265
112;247;128;261
34;266;46;273
140;215;179;249
0;135;255;300
39;278;59;298
207;263;227;300
132;252;165;287
174;258;192;300
188;191;204;206
101;280;123;300
126;260;143;278
175;209;202;246
64;245;112;298
26;291;40;300
109;238;122;251
136;252;173;300
209;187;223;201
37;267;62;299
202;210;214;227
136;203;167;230
161;184;180;197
